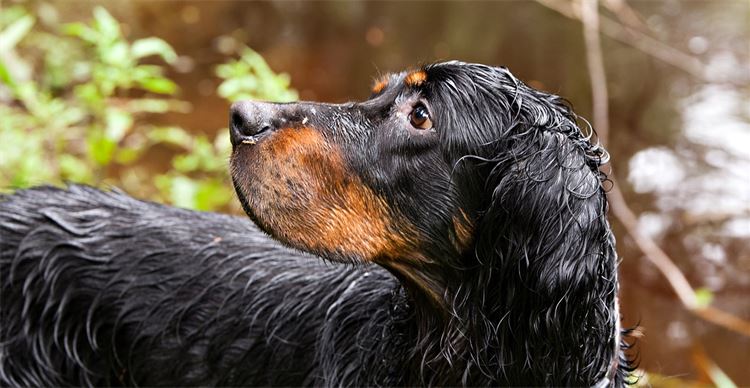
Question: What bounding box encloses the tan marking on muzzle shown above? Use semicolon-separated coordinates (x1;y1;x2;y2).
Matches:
247;127;418;262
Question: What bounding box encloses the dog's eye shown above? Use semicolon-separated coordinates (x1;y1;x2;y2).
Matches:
409;104;433;130
409;105;432;129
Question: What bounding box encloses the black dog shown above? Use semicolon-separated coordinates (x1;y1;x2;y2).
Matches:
0;61;633;386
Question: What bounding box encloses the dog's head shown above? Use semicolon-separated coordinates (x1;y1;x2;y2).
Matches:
229;61;612;306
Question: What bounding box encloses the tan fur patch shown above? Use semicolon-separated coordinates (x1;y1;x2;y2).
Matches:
404;70;427;87
384;260;443;306
244;127;418;262
451;209;474;252
371;76;388;94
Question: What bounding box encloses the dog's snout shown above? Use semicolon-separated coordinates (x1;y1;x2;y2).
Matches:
229;101;279;146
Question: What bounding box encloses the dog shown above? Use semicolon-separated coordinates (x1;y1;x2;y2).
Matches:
0;61;634;386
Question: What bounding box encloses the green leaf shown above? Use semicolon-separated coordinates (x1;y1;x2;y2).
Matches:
172;154;200;173
59;154;94;183
217;77;256;100
131;37;177;64
63;22;98;43
105;108;133;142
168;175;198;209
0;14;34;51
92;7;120;40
147;126;192;148
695;288;714;308
214;45;299;103
114;147;142;164
87;132;117;166
131;64;161;80
14;82;42;115
74;83;103;106
194;179;232;210
138;77;177;94
101;41;129;65
0;60;16;88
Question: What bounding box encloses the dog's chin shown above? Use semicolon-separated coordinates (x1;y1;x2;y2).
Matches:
230;174;362;264
229;173;276;242
232;183;269;238
230;151;276;238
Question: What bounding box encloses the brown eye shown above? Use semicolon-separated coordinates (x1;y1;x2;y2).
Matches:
409;104;433;130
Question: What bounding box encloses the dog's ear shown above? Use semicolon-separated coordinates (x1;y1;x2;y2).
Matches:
476;127;615;291
469;114;620;380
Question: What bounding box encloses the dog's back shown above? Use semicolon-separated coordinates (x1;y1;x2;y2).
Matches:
0;185;406;386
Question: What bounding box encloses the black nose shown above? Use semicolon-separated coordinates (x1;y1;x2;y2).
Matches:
229;101;279;147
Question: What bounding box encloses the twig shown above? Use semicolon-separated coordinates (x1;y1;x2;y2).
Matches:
581;0;610;146
579;0;750;337
538;0;711;82
692;344;739;388
602;0;647;33
606;186;697;307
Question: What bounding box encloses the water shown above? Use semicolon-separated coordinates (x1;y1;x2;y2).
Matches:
64;0;750;384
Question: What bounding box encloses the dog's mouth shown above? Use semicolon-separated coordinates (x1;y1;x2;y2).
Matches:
231;120;277;148
237;135;258;145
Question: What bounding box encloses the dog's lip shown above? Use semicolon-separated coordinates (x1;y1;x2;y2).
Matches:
241;136;259;145
231;126;273;149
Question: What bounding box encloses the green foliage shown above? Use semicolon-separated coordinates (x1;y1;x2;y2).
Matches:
217;48;298;103
0;5;298;212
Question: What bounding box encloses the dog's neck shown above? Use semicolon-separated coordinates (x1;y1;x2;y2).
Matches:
386;243;622;386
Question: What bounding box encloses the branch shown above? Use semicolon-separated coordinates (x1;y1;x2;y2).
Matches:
537;0;718;83
579;0;750;337
581;0;609;146
602;0;647;32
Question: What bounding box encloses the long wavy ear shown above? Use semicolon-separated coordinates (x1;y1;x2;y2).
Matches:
472;94;621;383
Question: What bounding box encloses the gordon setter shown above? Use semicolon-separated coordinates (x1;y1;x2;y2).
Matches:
0;61;633;386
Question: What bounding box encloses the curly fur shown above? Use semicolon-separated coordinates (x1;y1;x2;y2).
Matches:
0;61;634;386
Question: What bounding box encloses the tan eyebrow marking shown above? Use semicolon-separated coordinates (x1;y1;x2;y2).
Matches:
372;76;389;94
404;70;427;87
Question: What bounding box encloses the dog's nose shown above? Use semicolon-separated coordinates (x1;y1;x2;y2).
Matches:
229;101;279;147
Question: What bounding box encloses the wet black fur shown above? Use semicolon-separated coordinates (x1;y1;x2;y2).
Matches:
1;61;634;386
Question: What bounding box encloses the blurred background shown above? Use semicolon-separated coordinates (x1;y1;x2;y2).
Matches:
1;1;748;386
